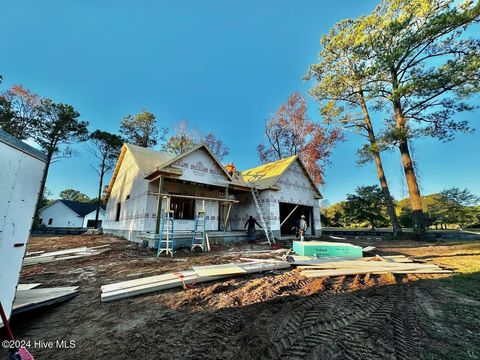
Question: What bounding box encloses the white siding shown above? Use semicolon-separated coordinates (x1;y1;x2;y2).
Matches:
39;202;84;228
0;138;45;324
82;209;105;228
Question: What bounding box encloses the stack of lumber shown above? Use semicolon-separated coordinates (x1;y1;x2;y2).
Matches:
101;260;290;302
298;255;452;278
220;248;288;257
23;245;110;266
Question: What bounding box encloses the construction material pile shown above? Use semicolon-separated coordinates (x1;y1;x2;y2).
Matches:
101;260;290;302
23;245;110;266
294;255;452;278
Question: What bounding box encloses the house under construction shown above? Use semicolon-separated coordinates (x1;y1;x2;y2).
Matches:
102;143;322;247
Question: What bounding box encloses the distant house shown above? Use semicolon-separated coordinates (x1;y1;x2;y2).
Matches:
102;143;322;246
38;200;105;228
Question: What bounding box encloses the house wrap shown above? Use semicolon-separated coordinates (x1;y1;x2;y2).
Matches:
103;143;322;245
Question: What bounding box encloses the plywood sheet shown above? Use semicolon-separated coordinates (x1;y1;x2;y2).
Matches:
193;264;247;277
12;287;79;315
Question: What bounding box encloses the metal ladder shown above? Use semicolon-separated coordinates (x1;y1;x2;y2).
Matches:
249;182;275;245
191;211;206;251
157;210;174;257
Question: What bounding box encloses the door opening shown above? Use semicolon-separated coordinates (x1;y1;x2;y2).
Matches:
279;202;313;236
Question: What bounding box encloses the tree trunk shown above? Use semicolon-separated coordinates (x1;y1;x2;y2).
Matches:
359;95;402;236
33;151;53;225
392;99;425;238
95;159;106;229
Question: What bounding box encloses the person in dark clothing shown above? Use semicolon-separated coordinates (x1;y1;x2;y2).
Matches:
244;215;262;241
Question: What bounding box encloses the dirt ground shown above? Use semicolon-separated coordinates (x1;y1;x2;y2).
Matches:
3;234;480;359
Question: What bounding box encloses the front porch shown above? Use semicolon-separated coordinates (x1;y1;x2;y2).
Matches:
137;230;250;249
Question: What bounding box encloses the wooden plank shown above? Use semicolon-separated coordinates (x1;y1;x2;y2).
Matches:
280;204;299;227
17;284;42;290
221;249;288;256
25;251;45;256
34;247;89;257
362;246;376;252
101;272;196;293
101;261;290;302
193;264;248;277
301;265;446;277
12;287;79;314
240;258;289;264
296;262;437;270
302;269;452;278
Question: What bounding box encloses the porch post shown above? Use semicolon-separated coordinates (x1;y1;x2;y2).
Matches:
154;176;164;234
223;187;229;232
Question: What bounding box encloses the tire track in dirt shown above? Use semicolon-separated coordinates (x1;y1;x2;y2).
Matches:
264;276;421;360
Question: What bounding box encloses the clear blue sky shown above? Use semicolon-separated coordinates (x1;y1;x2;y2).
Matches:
1;0;479;204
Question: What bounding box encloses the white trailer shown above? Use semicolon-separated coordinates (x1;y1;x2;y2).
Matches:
0;130;46;326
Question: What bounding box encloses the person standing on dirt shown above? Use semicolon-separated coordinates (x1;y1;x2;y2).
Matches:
299;215;308;241
244;215;262;241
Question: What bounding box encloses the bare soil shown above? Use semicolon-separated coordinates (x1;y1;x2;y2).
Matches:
3;234;480;359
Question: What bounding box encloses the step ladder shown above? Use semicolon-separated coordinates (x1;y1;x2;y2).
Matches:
157;210;174;257
191;211;206;251
248;182;275;245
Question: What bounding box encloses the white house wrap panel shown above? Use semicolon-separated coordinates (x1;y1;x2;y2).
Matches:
103;149;151;237
0;131;46;324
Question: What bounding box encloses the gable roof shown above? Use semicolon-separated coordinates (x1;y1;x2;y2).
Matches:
240;155;322;198
125;143;176;175
146;143;235;182
40;200;105;217
106;144;176;197
107;143;236;197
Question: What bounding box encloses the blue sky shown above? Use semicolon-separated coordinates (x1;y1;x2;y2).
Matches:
1;0;479;204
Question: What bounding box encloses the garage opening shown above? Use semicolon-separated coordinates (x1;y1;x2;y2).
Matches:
279;202;314;236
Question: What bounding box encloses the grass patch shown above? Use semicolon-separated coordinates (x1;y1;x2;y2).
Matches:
420;248;480;360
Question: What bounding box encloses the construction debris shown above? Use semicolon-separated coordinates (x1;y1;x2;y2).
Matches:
100;260;290;302
22;245;111;266
362;246;376;253
298;255;452;278
12;286;79;315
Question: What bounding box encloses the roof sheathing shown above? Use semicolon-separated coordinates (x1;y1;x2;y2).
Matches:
239;155;297;189
240;156;322;198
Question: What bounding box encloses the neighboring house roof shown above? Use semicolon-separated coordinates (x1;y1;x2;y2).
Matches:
40;200;105;217
239;155;322;198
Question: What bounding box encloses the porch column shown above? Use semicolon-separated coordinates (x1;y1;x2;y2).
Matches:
223;187;229;232
154;176;164;234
